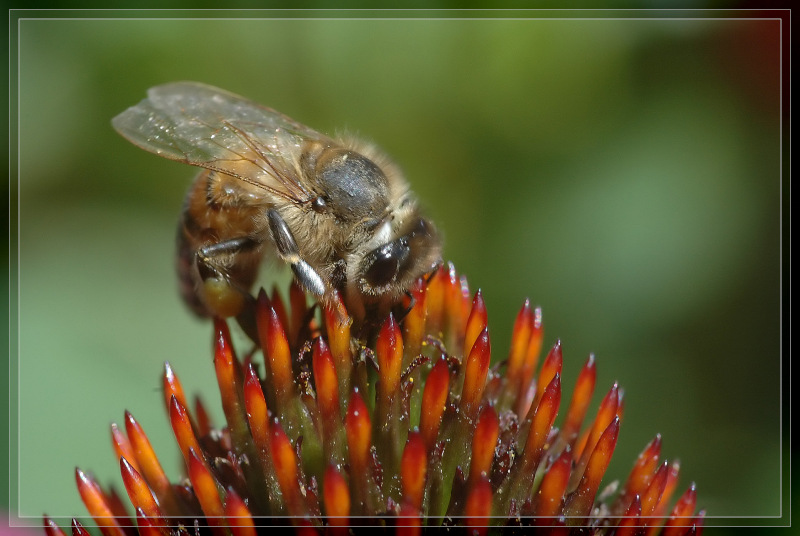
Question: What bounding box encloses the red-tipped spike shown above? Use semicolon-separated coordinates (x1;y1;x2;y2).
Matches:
522;374;562;473
74;468;127;536
615;495;643;536
269;286;290;339
460;327;491;416
313;337;346;466
123;412;172;508
444;263;467;349
168;395;201;464
186;448;226;533
162;362;190;416
464;289;488;357
345;389;373;514
213;318;250;447
323;292;353;397
564;417;620;520
459;274;472;324
242;363;282;513
425;265;447;336
244;363;270;449
110;423;136;471
402;278;428;357
313;337;340;424
323;465;350;531
649;460;681;526
256;289;294;403
213;317;238;387
533;448;572;521
662;484;698;536
133;508;165;536
468;405;499;487
119;457;164;523
376;314;404;398
575;382;620;466
533;340;563;410
224;488;257;536
43;516;68;536
464;476;492;536
688;511;706;535
506;299;533;383
419;357;450;451
615;434;662;515
505;373;562;505
585;416;621;484
345;390;372;471
516;305;544;416
560;354;597;444
375;313;405;478
641;461;670;519
270;420;307;519
70;519;91;536
401;431;427;510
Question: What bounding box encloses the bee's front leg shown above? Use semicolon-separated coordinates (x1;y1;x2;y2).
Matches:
267;208;328;299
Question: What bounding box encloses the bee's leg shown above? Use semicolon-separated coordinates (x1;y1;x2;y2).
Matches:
267;209;327;299
196;237;259;290
197;237;258;272
195;237;260;341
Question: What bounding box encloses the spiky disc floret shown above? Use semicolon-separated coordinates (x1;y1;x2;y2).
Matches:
48;264;704;535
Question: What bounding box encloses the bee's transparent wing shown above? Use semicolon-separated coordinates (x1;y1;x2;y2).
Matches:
112;81;329;202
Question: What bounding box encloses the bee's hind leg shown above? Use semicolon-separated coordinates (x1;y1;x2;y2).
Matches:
195;236;261;342
267;208;328;300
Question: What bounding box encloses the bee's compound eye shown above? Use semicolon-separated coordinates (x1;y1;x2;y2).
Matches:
316;150;388;221
201;277;246;318
364;239;409;288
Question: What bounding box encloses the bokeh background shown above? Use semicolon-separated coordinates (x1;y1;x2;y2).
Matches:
7;10;787;531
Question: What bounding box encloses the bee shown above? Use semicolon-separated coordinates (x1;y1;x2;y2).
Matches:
112;82;441;336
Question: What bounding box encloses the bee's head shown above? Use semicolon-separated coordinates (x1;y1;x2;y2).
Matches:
358;206;441;297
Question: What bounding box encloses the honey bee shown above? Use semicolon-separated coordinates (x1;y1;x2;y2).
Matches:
112;82;441;335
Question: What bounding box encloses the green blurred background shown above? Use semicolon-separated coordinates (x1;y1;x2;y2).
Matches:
7;10;786;531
